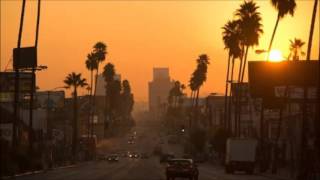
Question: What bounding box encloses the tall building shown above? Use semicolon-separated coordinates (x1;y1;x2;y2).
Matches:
148;68;174;112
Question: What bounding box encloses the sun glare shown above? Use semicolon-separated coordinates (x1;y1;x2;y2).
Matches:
268;49;283;62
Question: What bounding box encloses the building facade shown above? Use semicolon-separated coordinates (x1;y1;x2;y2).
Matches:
148;68;174;113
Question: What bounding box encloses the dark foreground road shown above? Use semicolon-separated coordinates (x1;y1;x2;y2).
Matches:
10;119;282;180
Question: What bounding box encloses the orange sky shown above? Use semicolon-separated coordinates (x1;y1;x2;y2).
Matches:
1;0;319;101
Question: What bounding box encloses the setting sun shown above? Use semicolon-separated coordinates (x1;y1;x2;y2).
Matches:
269;49;283;62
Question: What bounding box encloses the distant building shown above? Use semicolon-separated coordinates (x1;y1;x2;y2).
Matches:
96;74;121;96
148;68;174;113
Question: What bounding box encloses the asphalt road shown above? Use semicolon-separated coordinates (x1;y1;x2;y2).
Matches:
12;119;280;180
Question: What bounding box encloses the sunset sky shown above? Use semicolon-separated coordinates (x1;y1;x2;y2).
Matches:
1;0;319;101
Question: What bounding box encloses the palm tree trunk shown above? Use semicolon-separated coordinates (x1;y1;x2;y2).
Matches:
236;45;245;136
224;54;231;130
72;87;78;161
228;58;235;134
91;64;99;137
190;91;194;128
306;0;318;61
238;45;245;82
267;14;280;61
90;70;94;96
195;88;200;128
240;46;249;82
88;70;93;138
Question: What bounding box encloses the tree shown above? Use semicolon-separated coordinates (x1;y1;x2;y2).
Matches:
85;52;98;96
288;38;305;61
85;52;97;137
234;0;263;136
189;54;210;127
235;0;263;82
102;63;115;136
222;20;242;131
63;72;87;161
92;41;107;97
267;0;296;60
121;80;134;120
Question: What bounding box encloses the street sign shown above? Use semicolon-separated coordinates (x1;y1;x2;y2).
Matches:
248;60;318;108
0;72;34;93
13;47;37;69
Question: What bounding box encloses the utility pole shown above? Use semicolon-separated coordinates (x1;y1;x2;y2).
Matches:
13;0;26;151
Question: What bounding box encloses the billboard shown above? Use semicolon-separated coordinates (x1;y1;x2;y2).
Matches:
13;47;37;69
35;91;65;109
248;61;318;108
0;72;34;93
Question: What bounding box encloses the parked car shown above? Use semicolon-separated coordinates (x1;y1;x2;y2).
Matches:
225;138;257;174
166;159;198;180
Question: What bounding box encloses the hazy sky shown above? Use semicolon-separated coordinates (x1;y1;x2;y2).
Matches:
1;0;319;101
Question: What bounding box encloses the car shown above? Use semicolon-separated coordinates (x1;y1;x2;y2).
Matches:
106;154;119;162
166;159;199;180
160;153;175;163
128;152;139;158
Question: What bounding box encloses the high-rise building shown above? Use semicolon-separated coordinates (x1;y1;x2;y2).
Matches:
148;68;174;112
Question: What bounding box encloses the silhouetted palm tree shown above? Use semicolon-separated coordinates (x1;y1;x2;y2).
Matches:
267;0;296;60
235;0;263;82
222;20;242;131
121;80;134;120
288;38;305;61
85;52;98;96
190;54;210;127
64;72;87;160
102;63;115;136
92;42;107;100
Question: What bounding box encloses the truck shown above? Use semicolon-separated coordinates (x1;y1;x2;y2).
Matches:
225;138;258;174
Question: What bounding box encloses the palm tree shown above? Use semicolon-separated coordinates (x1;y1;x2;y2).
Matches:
64;72;87;160
235;0;263;136
102;63;115;136
92;41;107;109
85;52;98;96
235;0;263;82
191;54;210;127
222;20;242;131
267;0;296;60
90;42;106;137
288;38;305;61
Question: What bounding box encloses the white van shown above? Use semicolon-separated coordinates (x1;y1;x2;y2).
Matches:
225;138;258;174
